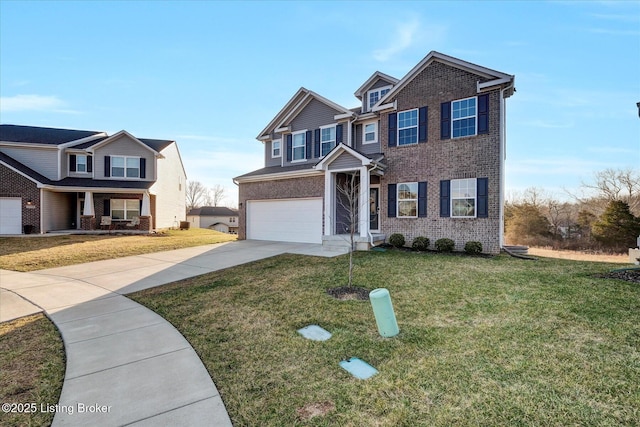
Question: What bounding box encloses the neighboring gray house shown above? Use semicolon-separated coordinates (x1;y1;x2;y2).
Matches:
186;206;239;234
234;51;515;253
0;125;187;234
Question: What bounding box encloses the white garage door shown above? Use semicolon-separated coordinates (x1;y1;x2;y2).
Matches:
247;198;322;244
0;198;22;234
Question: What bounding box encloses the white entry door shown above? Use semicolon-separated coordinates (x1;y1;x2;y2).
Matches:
247;198;322;244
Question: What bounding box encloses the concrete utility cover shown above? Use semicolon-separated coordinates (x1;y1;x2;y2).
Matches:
339;357;378;380
297;325;332;341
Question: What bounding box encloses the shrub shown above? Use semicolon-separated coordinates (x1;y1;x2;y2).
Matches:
389;233;406;248
464;241;483;255
435;238;455;253
412;236;430;251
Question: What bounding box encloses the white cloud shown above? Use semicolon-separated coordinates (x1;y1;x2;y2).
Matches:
0;94;79;114
372;18;446;62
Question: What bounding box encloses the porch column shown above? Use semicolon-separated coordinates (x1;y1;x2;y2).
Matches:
83;191;94;216
323;171;333;235
81;191;96;231
141;192;151;216
359;166;369;238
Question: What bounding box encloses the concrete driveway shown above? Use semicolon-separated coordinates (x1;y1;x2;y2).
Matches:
0;240;343;426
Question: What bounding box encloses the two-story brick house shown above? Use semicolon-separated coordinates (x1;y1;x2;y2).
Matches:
234;51;515;253
0;125;186;234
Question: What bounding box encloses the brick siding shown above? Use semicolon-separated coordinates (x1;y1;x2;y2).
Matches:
0;164;40;233
379;61;503;253
238;175;324;239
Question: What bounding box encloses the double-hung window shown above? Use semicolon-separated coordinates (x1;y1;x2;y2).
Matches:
398;109;418;145
76;155;87;172
397;182;418;217
292;131;306;161
363;122;377;144
272;139;281;158
320;125;336;156
111;199;140;220
452;97;477;138
111;156;140;178
367;86;391;111
451;178;476;217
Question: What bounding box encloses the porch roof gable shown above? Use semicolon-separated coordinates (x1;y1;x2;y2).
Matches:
314;143;383;171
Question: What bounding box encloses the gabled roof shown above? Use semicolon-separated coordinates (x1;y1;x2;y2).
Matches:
354;71;399;100
0;124;106;145
187;206;238;217
377;51;515;108
87;130;163;156
256;87;354;141
314;143;387;171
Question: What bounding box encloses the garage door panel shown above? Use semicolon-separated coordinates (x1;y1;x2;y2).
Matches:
0;198;22;234
247;198;322;244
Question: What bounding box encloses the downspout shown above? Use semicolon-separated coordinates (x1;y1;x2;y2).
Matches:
499;82;514;250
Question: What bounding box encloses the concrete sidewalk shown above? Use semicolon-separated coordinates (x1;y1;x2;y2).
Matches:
0;240;344;426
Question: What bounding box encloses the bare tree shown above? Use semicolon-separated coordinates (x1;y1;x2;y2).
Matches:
186;180;209;212
210;184;226;207
569;168;640;216
335;172;360;288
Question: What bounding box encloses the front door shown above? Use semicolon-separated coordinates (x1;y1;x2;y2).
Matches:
369;186;379;231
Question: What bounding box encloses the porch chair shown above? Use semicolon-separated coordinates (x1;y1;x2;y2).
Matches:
126;216;140;229
100;216;112;230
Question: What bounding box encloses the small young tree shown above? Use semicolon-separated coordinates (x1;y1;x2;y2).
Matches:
335;172;360;287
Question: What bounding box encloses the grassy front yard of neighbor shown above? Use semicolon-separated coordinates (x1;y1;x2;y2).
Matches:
0;228;236;272
132;251;640;427
0;314;65;427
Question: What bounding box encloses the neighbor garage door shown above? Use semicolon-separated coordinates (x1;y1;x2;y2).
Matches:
247;198;322;244
0;197;22;234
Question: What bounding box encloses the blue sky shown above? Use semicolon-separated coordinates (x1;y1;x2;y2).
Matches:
1;0;639;206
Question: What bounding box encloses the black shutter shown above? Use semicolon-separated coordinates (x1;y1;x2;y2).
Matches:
69;154;77;172
87;155;93;173
140;158;146;179
418;181;427;217
305;130;312;159
440;180;450;217
388;113;397;147
336;124;343;145
139;199;143;213
388;183;397;217
103;199;110;216
478;94;489;134
286;134;292;162
440;102;451;140
418;106;428;143
314;129;320;157
477;178;488;218
104;156;111;177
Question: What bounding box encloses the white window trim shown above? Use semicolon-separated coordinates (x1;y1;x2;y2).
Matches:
319;124;336;157
397;182;418;218
362;121;378;145
451;178;477;218
76;154;88;173
366;85;392;112
397;108;419;146
271;139;281;158
111;155;141;179
451;96;478;139
110;199;140;221
291;130;307;163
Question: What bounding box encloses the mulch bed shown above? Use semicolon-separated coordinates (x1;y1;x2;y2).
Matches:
595;269;640;284
327;286;370;301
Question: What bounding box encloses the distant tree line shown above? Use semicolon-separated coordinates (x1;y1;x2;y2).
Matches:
505;168;640;252
185;181;227;212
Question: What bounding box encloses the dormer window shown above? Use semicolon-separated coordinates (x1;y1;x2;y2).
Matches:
272;139;281;158
367;85;392;111
69;154;92;173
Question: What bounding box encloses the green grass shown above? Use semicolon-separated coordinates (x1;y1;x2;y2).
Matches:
0;314;65;427
0;228;236;271
131;251;640;426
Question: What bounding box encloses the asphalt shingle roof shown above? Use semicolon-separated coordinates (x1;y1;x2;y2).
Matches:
0;124;104;145
187;206;239;216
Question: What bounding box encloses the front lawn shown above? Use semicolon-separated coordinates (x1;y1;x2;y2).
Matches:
0;228;236;272
132;251;640;426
